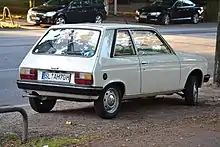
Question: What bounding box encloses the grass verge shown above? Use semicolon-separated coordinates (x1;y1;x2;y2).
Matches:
0;133;99;147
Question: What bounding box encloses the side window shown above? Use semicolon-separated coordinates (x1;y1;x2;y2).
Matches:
82;0;91;6
174;0;183;7
130;30;171;56
113;30;136;57
182;0;194;6
91;0;103;6
71;0;82;8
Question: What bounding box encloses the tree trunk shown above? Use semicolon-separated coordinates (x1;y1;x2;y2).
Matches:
205;0;218;22
214;0;220;86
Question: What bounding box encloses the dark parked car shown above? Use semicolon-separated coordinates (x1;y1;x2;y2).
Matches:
135;0;204;25
27;0;107;25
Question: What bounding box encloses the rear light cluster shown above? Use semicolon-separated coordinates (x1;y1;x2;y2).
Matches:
74;72;93;85
20;68;38;80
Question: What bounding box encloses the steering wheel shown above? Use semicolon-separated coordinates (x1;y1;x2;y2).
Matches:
115;44;126;52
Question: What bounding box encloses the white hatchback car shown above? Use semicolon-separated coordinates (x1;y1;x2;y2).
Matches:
17;23;210;119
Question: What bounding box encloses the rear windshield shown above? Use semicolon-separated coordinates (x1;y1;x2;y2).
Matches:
32;28;101;57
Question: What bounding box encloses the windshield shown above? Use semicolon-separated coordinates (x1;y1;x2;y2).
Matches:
150;0;175;6
45;0;72;6
33;28;101;57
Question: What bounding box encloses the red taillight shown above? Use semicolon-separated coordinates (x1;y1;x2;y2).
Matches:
74;72;93;85
20;68;38;80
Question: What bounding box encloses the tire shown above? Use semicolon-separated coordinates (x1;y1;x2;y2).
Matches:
29;97;57;113
192;13;199;24
55;15;66;25
94;86;122;119
184;76;199;106
161;14;170;25
137;18;144;23
94;14;103;23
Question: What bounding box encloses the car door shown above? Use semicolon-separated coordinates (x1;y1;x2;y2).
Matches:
66;0;85;23
182;0;196;18
172;0;185;19
130;29;181;94
106;29;141;96
81;0;96;22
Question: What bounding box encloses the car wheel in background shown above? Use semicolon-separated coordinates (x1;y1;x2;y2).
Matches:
137;19;145;23
94;86;122;119
192;13;199;24
29;97;57;113
55;15;66;25
94;14;103;23
161;14;170;25
184;75;199;106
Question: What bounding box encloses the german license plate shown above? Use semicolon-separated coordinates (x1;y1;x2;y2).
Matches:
41;72;71;82
140;15;147;19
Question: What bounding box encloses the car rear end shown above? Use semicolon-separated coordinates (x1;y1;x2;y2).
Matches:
17;26;103;101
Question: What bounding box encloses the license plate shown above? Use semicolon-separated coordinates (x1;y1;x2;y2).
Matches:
31;16;40;20
41;71;71;82
140;15;147;19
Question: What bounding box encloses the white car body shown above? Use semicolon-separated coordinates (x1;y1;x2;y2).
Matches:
17;23;210;118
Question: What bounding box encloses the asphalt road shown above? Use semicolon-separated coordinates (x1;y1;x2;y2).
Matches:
0;22;217;106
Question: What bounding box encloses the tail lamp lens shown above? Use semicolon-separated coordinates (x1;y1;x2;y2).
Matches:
20;68;38;80
75;72;93;85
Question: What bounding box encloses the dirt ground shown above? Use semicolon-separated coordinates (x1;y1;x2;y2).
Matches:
1;82;220;147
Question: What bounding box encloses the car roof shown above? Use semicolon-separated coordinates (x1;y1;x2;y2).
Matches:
49;23;155;31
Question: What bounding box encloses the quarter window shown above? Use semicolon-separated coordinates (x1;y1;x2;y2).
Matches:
113;30;136;56
131;30;171;55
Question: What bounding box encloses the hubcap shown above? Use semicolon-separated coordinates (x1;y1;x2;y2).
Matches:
103;88;119;113
56;17;65;25
164;15;170;25
193;14;199;23
193;82;198;103
95;15;102;23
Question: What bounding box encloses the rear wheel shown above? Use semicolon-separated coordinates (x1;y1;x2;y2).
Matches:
94;86;122;119
94;14;103;23
29;97;57;113
192;13;199;24
184;75;199;106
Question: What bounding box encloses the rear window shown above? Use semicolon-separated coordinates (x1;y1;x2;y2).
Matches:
32;28;101;57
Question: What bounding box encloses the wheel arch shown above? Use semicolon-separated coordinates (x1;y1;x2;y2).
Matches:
103;81;126;97
185;68;203;88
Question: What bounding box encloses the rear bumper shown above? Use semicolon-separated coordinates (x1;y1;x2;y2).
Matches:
204;74;210;83
17;80;103;100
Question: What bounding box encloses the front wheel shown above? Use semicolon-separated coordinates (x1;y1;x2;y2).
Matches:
55;16;66;25
184;75;199;106
94;86;122;119
161;14;170;25
29;97;57;113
